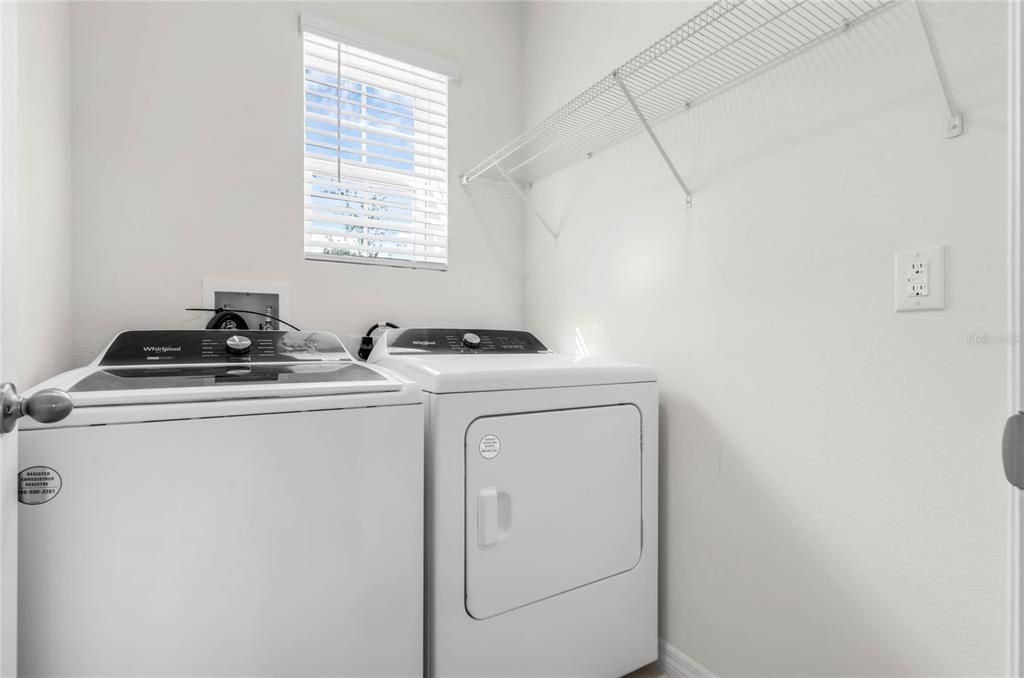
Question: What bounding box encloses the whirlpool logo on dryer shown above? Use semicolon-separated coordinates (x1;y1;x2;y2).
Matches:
143;346;182;353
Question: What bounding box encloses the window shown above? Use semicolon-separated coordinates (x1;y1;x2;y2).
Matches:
302;20;451;270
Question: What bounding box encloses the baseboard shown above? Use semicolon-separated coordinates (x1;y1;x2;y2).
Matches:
658;639;716;678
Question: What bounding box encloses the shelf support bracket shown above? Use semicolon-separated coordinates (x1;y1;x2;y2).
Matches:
614;70;693;208
912;0;963;139
496;164;559;242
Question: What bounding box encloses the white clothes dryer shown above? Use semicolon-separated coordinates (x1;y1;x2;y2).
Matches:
369;328;658;678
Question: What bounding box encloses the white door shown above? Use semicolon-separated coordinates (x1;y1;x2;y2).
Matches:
1009;1;1024;675
0;3;16;675
464;405;642;620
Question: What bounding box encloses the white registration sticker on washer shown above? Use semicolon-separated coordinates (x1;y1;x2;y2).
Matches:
18;466;62;505
479;435;501;459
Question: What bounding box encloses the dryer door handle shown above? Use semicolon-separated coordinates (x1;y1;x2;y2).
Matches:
477;487;511;549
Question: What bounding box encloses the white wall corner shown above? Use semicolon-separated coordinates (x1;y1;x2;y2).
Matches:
659;639;717;678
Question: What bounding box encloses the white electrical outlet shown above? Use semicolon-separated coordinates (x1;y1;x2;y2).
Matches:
895;246;945;312
907;261;929;297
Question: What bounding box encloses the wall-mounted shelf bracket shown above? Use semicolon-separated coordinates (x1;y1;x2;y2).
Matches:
912;0;963;139
614;70;693;208
495;164;559;242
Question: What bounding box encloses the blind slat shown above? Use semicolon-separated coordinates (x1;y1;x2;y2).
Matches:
306;153;448;186
303;104;448;145
304;127;448;164
304;95;448;132
303;78;448;117
303;46;450;98
304;171;448;200
306;200;447;226
305;238;446;260
303;184;448;210
304;141;448;174
304;61;448;104
305;190;447;218
303;57;449;102
305;212;447;236
306;230;446;249
303;103;447;137
305;253;448;270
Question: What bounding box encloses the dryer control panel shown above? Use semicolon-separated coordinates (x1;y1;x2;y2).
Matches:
99;330;351;365
385;329;549;355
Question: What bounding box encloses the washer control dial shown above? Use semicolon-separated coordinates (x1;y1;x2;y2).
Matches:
462;332;482;349
225;335;252;355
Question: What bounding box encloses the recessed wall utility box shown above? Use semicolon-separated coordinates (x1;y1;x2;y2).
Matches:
202;279;290;329
895;247;945;312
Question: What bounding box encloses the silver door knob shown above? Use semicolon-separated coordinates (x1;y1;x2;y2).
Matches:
1006;412;1024;489
0;383;73;434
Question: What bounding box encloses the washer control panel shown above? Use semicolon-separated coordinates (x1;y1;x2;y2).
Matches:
99;330;350;365
386;329;548;354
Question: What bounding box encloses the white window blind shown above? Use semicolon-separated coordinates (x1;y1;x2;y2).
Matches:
303;26;449;270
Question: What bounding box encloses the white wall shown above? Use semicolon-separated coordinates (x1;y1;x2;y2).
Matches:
522;2;1009;676
17;1;71;387
69;1;524;365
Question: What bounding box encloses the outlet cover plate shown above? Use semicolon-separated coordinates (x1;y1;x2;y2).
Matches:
895;246;945;312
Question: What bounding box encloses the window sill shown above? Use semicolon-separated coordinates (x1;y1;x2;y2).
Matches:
305;254;448;272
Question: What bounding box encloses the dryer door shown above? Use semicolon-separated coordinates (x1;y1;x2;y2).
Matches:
464;404;642;619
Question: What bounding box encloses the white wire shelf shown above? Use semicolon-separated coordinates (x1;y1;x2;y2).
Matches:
462;0;894;189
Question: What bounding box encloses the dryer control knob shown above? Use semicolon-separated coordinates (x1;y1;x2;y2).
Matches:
225;335;252;355
462;332;482;349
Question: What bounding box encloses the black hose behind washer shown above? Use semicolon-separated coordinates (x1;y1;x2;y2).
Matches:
358;321;399;360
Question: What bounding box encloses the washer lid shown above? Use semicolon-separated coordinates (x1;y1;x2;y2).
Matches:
38;361;408;408
26;329;418;411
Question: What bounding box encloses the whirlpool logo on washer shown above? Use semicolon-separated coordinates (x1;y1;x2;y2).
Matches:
143;345;181;353
18;466;62;505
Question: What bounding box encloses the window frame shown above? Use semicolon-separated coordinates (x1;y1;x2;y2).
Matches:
300;14;458;272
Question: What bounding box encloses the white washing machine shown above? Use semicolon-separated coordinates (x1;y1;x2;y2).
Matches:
369;328;658;678
19;329;424;677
